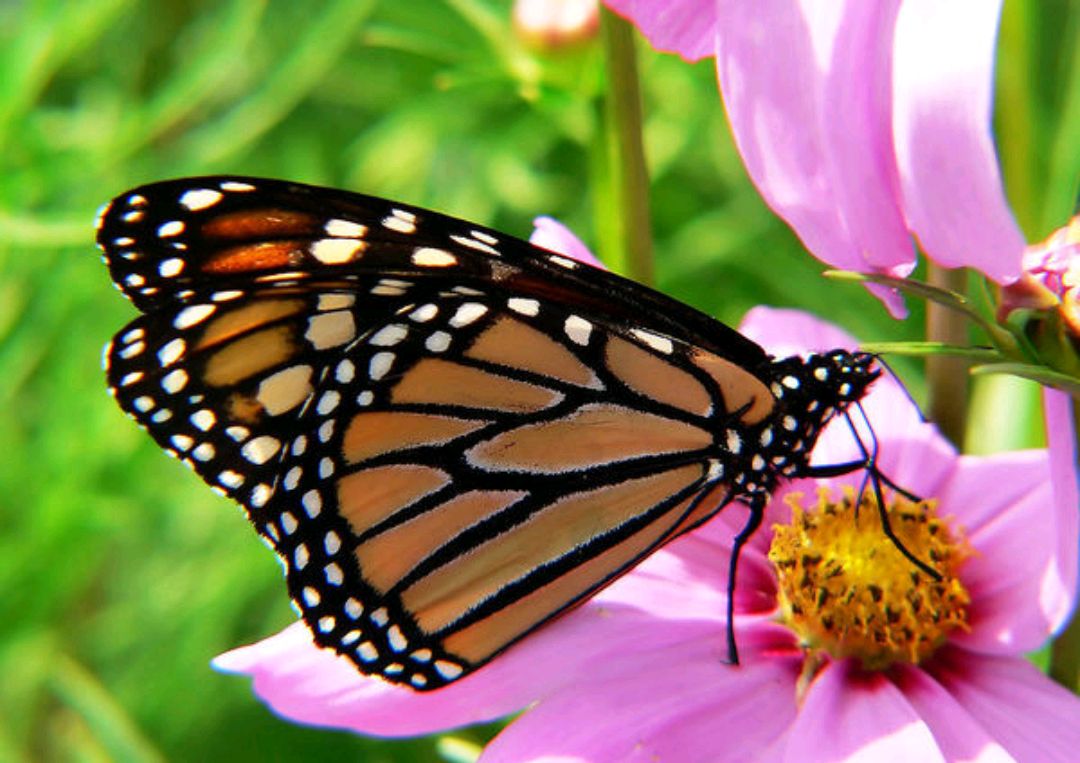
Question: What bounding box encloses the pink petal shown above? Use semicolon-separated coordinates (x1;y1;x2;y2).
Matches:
213;623;523;736
892;0;1025;281
738;305;858;356
215;515;793;740
786;659;944;762
1045;387;1080;629
602;0;717;62
715;1;914;317
482;632;801;763
937;451;1066;654
529;216;605;269
930;649;1080;761
892;664;1013;762
214;582;729;738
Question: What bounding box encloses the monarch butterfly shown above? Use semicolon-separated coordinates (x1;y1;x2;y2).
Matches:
96;176;916;691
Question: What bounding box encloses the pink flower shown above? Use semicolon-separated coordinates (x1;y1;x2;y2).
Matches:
215;306;1080;761
529;215;607;269
1001;216;1080;334
513;0;600;50
603;0;1026;318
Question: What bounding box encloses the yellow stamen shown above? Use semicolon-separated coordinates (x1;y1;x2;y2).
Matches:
768;487;971;671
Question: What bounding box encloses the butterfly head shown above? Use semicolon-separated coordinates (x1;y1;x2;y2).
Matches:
759;350;880;474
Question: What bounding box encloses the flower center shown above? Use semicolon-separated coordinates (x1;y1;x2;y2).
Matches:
767;487;971;670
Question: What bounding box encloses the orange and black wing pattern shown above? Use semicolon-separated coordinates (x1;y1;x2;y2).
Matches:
96;177;879;689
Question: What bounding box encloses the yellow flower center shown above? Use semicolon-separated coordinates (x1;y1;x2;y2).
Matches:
768;487;971;671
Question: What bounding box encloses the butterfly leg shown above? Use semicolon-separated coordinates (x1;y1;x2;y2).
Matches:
724;496;765;666
800;413;941;581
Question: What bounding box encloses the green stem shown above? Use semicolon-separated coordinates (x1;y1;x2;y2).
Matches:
598;8;654;284
925;265;970;445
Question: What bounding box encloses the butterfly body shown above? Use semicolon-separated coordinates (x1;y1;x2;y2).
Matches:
97;177;878;689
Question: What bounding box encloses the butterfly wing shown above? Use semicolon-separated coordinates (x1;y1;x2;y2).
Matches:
97;177;782;689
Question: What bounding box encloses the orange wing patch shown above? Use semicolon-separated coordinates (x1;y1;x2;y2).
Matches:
355;489;528;593
400;464;704;636
194;299;306;349
203;208;317;239
690;349;775;424
337;463;451;531
465;316;600;389
390;358;563;412
203;325;298;386
434;467;708;663
204;241;307;274
465;403;712;473
605;335;712;417
342;411;489;465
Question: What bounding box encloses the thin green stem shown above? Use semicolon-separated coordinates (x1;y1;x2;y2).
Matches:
598;8;654;284
925;265;970;445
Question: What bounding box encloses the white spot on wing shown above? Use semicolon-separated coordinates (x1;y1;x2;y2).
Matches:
217;470;243;488
631;329;674;355
425;331;450;353
508;298;539;316
369;324;408;347
409;304;438;322
324;219;367;237
157;338;185;366
174;304;216;330
564;315;592;346
302;490;322;517
157;221;184;238
382;209;417;234
336;359;355;383
369;352;395;380
434;660;463;680
158;258;184;277
241;435;282;465
161;369;188;394
311;238;363;264
449;234;497;256
317;390;340;415
179;188;223;211
412;247;457;267
449;302;488;327
119;341;145;359
191;406;216;430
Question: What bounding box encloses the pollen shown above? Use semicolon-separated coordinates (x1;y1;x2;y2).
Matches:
768;487;971;671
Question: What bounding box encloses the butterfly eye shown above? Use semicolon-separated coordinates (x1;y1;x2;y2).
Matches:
98;176;888;689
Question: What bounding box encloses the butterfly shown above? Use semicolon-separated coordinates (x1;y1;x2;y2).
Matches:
96;176;913;691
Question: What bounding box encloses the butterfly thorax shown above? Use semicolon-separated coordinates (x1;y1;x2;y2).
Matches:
733;350;879;500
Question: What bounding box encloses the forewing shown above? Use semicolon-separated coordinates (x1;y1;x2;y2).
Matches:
96;176;769;366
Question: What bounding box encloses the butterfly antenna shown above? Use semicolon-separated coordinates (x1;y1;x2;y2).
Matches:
876;356;929;423
849;402;941;581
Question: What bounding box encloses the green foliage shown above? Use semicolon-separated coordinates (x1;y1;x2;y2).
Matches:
0;1;1074;760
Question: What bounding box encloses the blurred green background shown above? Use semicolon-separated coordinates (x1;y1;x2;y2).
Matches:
0;1;1075;760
